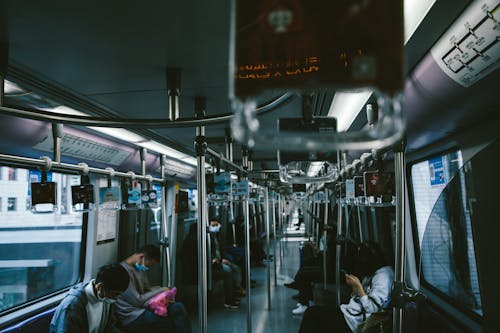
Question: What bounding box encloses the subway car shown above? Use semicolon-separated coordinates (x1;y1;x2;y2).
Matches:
0;0;499;332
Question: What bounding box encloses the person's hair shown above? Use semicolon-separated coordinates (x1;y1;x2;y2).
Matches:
137;244;161;262
355;241;387;278
96;264;129;292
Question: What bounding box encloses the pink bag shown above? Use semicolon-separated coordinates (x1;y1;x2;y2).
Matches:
148;287;177;317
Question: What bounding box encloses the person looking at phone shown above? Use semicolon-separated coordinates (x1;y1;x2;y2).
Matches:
298;241;394;333
115;244;191;333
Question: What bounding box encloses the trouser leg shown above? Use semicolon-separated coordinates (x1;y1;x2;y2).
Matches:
221;264;234;303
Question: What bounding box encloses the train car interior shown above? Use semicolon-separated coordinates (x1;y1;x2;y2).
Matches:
0;0;499;332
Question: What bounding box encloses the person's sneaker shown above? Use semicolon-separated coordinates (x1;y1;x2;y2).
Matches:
292;304;308;315
224;302;240;309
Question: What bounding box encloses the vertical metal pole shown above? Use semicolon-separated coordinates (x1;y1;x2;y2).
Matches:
52;123;63;163
336;151;343;307
195;96;208;333
357;206;364;243
160;156;171;287
272;195;277;286
323;188;329;289
243;198;252;333
242;148;252;333
265;186;271;309
278;194;284;265
370;207;379;242
344;205;350;241
309;200;314;236
167;68;181;121
170;184;178;286
393;142;406;333
225;131;237;244
0;74;4;107
316;201;320;242
225;127;233;162
140;148;147;177
253;203;259;240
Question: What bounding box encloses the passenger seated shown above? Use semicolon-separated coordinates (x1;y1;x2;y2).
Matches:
116;244;191;333
209;217;244;309
50;263;130;333
298;241;394;333
286;231;337;315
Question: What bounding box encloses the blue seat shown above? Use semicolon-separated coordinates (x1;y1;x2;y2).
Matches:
0;307;56;333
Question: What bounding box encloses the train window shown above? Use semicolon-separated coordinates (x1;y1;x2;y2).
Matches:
0;167;83;313
410;150;482;316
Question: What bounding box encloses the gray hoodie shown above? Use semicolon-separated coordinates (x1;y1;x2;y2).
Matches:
49;282;123;333
115;262;164;326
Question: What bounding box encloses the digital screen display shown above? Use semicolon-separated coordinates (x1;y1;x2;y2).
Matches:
278;117;337;164
31;182;57;205
71;184;95;205
292;183;306;193
354;176;365;197
364;171;395;200
234;0;403;97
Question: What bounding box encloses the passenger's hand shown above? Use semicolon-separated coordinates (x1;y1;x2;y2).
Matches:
222;258;230;265
163;287;171;291
212;258;220;264
345;274;365;297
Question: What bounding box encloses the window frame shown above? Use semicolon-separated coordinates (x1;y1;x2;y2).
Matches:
0;167;87;317
407;148;483;322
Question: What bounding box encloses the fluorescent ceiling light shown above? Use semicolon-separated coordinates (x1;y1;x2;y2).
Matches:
404;0;436;44
42;105;197;168
139;141;189;160
88;127;145;143
4;80;26;94
307;162;324;177
163;159;196;178
327;90;373;132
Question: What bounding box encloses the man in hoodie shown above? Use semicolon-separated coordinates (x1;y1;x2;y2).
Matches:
116;244;191;333
50;263;130;333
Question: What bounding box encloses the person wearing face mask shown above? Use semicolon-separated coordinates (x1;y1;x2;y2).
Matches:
50;264;130;333
209;218;244;309
116;244;191;333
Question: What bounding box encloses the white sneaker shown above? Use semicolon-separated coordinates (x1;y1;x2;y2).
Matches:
292;304;308;315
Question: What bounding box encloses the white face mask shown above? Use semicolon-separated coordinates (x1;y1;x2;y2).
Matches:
209;225;221;233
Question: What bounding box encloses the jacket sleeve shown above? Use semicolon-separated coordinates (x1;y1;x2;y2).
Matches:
359;269;393;314
50;299;86;333
104;306;126;333
119;281;164;308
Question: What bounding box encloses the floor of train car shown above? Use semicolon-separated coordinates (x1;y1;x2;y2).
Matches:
189;220;307;333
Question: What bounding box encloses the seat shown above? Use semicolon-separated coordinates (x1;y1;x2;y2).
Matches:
0;307;56;333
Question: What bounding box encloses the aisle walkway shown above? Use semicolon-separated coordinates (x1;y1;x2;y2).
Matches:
189;215;307;333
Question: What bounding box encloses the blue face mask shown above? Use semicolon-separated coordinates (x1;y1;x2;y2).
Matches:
135;258;149;272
